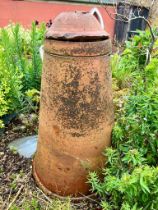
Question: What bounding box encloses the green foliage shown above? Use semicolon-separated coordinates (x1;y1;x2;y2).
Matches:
90;166;158;210
112;30;154;89
0;23;45;127
89;30;158;210
24;88;40;113
10;198;73;210
10;198;41;210
0;23;45;91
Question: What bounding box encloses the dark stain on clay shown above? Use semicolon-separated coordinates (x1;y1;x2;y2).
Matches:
51;64;109;136
53;125;60;136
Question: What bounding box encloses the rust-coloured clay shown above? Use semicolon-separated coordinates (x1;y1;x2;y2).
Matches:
45;11;109;41
33;10;114;197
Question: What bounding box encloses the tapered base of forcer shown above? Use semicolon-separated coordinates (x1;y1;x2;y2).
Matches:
32;160;95;200
33;161;54;196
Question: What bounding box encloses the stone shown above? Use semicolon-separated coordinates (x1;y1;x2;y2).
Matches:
8;135;37;158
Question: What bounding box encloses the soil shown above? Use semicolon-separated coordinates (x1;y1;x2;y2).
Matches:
0;118;101;210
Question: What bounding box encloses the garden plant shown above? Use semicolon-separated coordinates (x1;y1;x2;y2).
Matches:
0;23;45;128
89;29;158;210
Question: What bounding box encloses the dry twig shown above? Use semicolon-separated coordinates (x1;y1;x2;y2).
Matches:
6;185;24;210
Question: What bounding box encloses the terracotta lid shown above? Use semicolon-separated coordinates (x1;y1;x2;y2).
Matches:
46;10;109;41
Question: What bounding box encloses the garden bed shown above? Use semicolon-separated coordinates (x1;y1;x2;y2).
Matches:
0;118;101;210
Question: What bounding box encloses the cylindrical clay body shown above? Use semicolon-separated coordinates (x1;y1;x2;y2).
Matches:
33;11;114;197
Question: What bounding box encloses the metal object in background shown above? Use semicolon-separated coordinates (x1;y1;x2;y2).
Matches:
33;9;114;197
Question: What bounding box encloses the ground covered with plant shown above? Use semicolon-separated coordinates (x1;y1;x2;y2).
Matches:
0;122;100;209
1;23;158;210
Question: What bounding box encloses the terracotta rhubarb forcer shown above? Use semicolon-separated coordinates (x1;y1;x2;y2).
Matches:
33;10;114;197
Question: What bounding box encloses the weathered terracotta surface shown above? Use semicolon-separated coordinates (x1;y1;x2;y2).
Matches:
33;11;114;197
46;11;109;41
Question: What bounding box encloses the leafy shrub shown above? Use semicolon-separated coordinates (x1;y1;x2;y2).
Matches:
90;165;158;210
24;88;40;113
112;30;154;89
0;23;45;91
0;23;46;127
0;42;23;127
89;30;158;210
